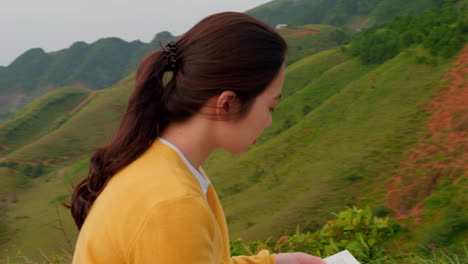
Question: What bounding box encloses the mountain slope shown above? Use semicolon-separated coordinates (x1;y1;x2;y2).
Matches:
0;28;344;164
203;46;457;241
247;0;433;30
1;44;464;260
6;78;133;163
0;32;176;113
0;87;91;155
0;4;466;257
0;24;343;117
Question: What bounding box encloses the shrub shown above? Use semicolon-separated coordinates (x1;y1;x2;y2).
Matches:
231;207;393;262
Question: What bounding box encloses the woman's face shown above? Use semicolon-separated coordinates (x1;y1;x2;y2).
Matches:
217;64;285;154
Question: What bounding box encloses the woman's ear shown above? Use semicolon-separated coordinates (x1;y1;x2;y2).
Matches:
216;90;238;120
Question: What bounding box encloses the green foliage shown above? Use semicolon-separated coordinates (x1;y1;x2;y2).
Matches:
422;209;468;248
19;163;46;179
331;28;354;45
302;105;311;116
371;204;393;217
247;0;433;29
230;208;467;263
292;207;392;261
0;161;19;169
424;24;465;58
346;173;363;182
231;207;393;262
421;177;468;248
349;4;468;64
352;30;401;64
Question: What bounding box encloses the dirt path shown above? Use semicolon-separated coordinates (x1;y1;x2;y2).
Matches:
383;45;468;222
69;91;97;115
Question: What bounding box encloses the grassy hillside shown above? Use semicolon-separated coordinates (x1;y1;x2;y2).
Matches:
203;47;458;242
0;160;86;260
1;43;466;260
277;24;350;65
0;87;91;155
0;17;466;262
6;78;133;163
0;32;176;112
0;39;351;260
0;29;341;164
0;23;342;116
247;0;433;30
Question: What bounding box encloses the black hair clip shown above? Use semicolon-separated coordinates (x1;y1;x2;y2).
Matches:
160;41;178;71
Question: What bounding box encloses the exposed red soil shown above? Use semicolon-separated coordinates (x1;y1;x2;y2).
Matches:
383;45;468;223
69;91;97;115
285;30;320;37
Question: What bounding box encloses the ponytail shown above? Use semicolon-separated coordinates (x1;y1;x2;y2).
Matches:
68;50;171;230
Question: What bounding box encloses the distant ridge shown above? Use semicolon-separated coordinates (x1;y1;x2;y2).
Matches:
0;32;176;112
247;0;433;30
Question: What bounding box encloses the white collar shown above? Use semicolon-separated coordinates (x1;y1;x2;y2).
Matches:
158;137;211;197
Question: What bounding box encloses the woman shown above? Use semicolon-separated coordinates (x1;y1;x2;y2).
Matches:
70;12;325;264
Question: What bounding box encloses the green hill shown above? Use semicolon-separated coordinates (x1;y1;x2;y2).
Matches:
277;24;351;65
0;28;342;164
6;78;133;163
0;24;341;120
203;47;458;241
1;1;467;260
0;87;91;156
247;0;433;30
1;43;466;260
0;32;176;113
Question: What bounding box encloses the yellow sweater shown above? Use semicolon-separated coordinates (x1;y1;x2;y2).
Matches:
72;139;276;264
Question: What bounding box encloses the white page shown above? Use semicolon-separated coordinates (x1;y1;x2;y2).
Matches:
324;250;360;264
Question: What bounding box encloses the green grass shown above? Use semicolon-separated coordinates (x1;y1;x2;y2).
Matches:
6;78;134;163
283;48;351;96
260;54;375;143
203;46;456;241
0;159;88;260
280;24;345;65
0;87;91;156
0;44;464;261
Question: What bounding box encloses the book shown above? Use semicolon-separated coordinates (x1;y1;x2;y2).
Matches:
324;250;361;264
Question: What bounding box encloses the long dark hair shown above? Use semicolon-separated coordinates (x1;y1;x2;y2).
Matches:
68;12;287;230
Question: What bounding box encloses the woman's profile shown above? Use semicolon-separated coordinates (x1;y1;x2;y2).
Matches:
69;12;325;264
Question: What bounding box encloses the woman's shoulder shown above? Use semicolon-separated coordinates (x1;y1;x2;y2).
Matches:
78;141;210;255
89;139;205;218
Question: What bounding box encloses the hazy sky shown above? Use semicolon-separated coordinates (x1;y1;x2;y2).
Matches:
0;0;271;67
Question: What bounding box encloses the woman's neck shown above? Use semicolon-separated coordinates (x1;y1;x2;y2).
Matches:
160;116;216;169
